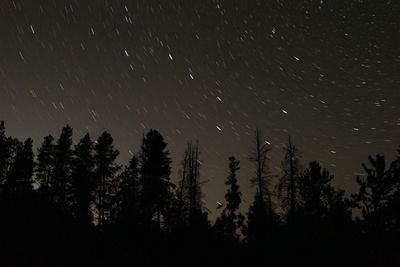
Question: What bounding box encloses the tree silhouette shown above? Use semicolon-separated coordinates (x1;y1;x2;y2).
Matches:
248;129;273;209
214;156;244;243
387;147;400;232
278;136;301;223
289;162;352;265
0;120;399;266
0;137;38;266
350;154;400;265
3;138;35;196
244;129;279;248
175;140;204;225
36;135;56;196
0;121;12;186
297;162;351;233
117;154;140;226
53;125;74;207
352;155;397;234
139;129;172;228
94;131;120;227
71;134;94;226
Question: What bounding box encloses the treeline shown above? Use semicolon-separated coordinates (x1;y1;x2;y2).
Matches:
0;121;399;266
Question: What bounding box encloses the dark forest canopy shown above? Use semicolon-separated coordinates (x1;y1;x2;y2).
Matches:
0;121;399;266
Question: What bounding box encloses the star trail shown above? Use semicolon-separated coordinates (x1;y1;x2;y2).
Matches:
0;0;399;216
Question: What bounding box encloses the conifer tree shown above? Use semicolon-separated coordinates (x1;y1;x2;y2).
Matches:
71;134;94;226
53;125;74;206
36;135;56;195
139;129;172;227
4;138;35;196
0;121;12;186
387;147;400;231
352;155;396;233
297;162;351;229
215;156;243;242
94;131;119;227
117;155;140;226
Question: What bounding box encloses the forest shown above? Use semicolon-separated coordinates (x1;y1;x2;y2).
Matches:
0;121;399;266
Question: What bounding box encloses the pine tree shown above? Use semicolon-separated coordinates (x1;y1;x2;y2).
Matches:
387;147;400;231
244;193;272;244
71;134;94;226
94;131;119;227
36;135;56;195
298;162;351;229
351;155;396;234
139;129;172;227
117;155;140;226
0;121;12;186
0;137;37;264
214;156;244;242
4;138;35;196
53;125;74;206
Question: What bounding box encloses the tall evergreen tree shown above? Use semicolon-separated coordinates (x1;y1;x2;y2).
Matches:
214;156;244;242
71;134;94;226
0;121;12;186
36;135;56;195
352;155;397;234
3;138;35;196
278;136;301;222
53;125;74;206
94;131;119;227
387;147;400;231
117;155;140;226
0;137;38;266
297;162;351;229
244;194;272;244
139;129;172;227
287;162;352;267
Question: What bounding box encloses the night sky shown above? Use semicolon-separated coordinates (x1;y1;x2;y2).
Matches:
1;0;399;217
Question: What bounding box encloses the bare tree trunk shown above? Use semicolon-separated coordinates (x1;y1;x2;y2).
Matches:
289;142;295;218
255;129;264;200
